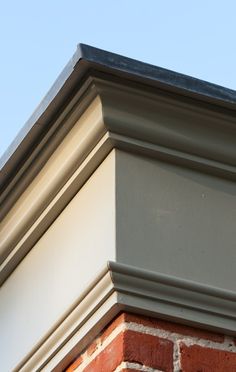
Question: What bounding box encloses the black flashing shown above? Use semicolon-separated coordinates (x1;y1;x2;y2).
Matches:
79;44;236;105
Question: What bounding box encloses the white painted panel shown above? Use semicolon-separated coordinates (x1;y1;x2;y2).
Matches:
116;150;236;290
0;151;115;371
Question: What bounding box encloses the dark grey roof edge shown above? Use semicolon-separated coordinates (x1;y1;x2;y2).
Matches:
79;43;236;105
1;43;236;185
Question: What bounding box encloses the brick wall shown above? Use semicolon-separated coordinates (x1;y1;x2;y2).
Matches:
66;313;236;372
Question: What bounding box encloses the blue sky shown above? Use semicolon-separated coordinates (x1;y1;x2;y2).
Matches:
1;0;236;156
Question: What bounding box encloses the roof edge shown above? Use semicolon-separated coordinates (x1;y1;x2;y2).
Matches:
1;43;236;188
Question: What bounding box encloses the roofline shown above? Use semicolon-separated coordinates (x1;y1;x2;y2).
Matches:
1;43;236;187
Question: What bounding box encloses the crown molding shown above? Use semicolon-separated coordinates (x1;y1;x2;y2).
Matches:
98;77;236;179
1;74;236;285
2;43;236;189
15;261;236;371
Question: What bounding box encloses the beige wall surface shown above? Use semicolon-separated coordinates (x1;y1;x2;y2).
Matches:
116;150;236;290
0;151;115;372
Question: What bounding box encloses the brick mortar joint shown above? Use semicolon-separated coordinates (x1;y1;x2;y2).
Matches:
173;340;181;372
125;322;236;352
114;361;164;371
72;320;236;371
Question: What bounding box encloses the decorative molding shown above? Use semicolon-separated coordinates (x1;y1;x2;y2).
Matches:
15;261;236;371
2;43;235;191
98;78;236;179
109;261;236;333
109;132;236;179
1;75;236;285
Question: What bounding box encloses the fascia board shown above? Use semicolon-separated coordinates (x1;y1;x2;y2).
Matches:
16;261;236;371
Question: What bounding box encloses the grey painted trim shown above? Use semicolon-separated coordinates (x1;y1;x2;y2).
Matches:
110;133;236;180
16;261;236;371
109;261;236;301
110;262;236;332
1;44;236;192
1;75;236;285
100;79;236;180
3;73;235;217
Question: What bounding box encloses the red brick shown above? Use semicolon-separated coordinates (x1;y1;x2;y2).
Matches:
100;313;125;343
66;312;227;371
123;313;224;343
84;330;173;372
66;355;83;371
123;330;173;371
87;340;98;357
66;314;125;371
83;332;124;372
180;343;236;372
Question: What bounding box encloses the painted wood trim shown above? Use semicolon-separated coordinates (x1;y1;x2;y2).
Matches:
98;78;236;179
1;75;236;284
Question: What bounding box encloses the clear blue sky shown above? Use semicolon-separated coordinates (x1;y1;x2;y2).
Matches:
1;0;236;157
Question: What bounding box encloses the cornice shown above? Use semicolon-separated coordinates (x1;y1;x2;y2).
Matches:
1;75;236;285
97;78;236;179
15;261;236;371
2;44;235;189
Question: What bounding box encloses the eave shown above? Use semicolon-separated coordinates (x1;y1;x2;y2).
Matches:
1;43;236;192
